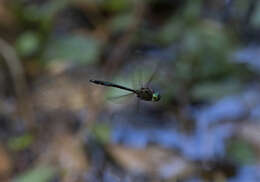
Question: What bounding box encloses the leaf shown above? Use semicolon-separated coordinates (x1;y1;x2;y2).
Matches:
191;80;242;101
109;13;134;32
102;0;131;12
12;166;56;182
8;134;34;151
44;34;101;64
227;139;256;165
91;123;111;144
16;32;41;57
251;2;260;28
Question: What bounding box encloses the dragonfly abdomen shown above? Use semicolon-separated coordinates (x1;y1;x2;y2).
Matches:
89;80;136;93
90;80;113;86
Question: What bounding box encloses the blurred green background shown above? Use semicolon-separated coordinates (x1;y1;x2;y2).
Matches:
0;0;260;182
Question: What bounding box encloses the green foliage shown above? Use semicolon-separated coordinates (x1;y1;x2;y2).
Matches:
11;0;69;61
227;139;256;165
8;134;34;151
12;0;68;22
44;34;101;64
109;13;135;32
101;0;132;12
191;79;242;101
91;123;111;144
12;166;56;182
154;1;254;103
16;32;41;57
233;0;251;18
251;2;260;28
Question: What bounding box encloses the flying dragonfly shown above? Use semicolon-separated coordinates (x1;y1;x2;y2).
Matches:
90;62;161;103
89;78;161;102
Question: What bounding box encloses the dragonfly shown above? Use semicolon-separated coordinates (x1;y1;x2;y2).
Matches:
89;77;161;102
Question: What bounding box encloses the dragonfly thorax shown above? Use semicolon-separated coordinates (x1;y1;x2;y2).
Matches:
136;88;154;101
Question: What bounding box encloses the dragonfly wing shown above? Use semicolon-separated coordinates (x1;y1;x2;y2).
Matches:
107;92;135;104
132;71;139;90
139;67;144;88
131;65;144;89
145;62;159;87
134;66;144;88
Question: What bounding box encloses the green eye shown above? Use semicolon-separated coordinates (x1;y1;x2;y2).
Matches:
152;92;161;102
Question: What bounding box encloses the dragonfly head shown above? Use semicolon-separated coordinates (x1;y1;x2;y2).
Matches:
152;92;161;102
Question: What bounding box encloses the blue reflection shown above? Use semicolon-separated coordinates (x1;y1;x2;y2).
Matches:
229;165;260;182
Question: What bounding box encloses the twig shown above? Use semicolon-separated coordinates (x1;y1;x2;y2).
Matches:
0;38;35;130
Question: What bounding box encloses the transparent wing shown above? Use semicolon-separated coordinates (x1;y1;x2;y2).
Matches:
145;62;160;87
130;61;160;89
108;92;135;100
132;70;139;90
138;67;144;88
107;92;135;104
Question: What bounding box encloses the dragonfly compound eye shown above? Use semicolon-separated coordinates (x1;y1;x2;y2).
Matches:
152;92;160;102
